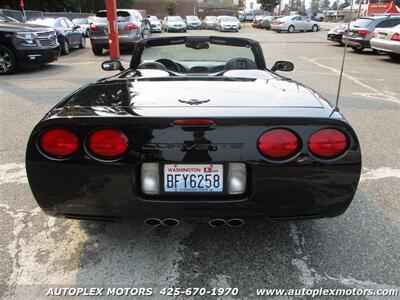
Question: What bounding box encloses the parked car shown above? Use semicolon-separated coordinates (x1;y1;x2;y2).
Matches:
327;24;348;45
252;16;264;28
215;16;240;32
163;16;187;32
371;24;400;61
72;18;91;37
90;9;151;55
26;36;361;223
29;18;85;55
202;16;217;29
147;16;161;33
260;16;281;30
343;16;400;53
0;15;60;75
185;15;202;29
271;15;319;33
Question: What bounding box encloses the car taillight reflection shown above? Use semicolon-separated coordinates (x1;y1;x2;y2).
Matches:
88;129;128;158
39;129;78;158
308;129;348;158
257;129;299;159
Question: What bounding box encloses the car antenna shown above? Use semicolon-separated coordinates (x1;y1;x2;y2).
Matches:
334;0;355;113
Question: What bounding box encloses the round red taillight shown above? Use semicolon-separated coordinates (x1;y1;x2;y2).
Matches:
257;129;299;159
308;129;348;158
39;129;78;157
88;129;128;158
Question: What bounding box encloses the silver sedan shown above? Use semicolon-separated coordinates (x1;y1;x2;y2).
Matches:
271;15;319;33
371;24;400;61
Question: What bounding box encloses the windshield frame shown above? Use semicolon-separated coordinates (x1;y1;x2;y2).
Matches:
130;36;266;71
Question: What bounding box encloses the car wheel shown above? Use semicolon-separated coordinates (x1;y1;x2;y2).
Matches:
79;37;86;49
388;53;400;62
312;25;318;32
351;46;363;53
62;40;70;55
0;45;17;75
288;25;295;33
92;46;103;56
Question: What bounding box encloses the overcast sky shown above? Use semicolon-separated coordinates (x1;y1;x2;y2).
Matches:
245;0;318;10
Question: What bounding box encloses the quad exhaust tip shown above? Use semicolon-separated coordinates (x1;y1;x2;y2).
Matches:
209;218;244;227
144;218;162;227
144;218;180;227
162;218;180;227
226;218;244;227
208;219;227;227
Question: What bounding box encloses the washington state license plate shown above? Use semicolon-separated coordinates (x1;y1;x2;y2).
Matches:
164;164;223;193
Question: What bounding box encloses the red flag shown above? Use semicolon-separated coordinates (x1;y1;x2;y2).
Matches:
20;0;25;8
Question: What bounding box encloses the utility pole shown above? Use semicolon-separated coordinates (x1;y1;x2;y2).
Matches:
106;0;120;60
336;0;339;22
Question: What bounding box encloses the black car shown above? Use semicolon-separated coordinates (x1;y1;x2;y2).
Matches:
327;24;348;45
0;15;60;75
26;36;361;226
29;18;85;55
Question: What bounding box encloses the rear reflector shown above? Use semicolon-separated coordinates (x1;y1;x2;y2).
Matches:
90;24;99;32
308;129;347;158
391;33;400;41
257;129;299;159
172;119;215;126
88;129;128;158
124;23;139;31
39;129;78;157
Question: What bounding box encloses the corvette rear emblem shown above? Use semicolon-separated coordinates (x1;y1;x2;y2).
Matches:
178;99;210;105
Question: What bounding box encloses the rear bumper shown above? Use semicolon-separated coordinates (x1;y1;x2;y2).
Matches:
26;162;361;221
26;119;361;222
271;24;287;31
343;36;371;48
370;38;400;54
166;26;187;32
327;33;343;43
90;34;141;48
15;46;60;65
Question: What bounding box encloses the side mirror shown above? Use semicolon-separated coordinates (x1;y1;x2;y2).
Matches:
102;60;124;71
73;25;81;30
271;61;294;72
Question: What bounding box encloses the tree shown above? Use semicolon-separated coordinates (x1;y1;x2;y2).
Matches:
311;0;321;13
321;0;331;10
165;0;178;15
258;0;280;13
331;1;338;10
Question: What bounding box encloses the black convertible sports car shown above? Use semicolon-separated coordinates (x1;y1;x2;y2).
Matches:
26;36;362;226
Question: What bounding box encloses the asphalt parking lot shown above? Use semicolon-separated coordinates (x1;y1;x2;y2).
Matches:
1;26;399;299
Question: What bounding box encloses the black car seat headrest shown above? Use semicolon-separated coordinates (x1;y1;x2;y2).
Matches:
224;57;257;70
137;62;168;71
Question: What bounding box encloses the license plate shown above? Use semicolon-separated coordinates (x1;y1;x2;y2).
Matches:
164;164;223;193
379;33;387;39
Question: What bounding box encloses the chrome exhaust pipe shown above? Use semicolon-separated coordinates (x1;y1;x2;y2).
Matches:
161;218;180;227
226;218;244;227
144;218;162;227
208;219;226;227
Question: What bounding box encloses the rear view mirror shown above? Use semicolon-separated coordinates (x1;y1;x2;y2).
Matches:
102;60;124;71
271;61;294;72
185;41;209;50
